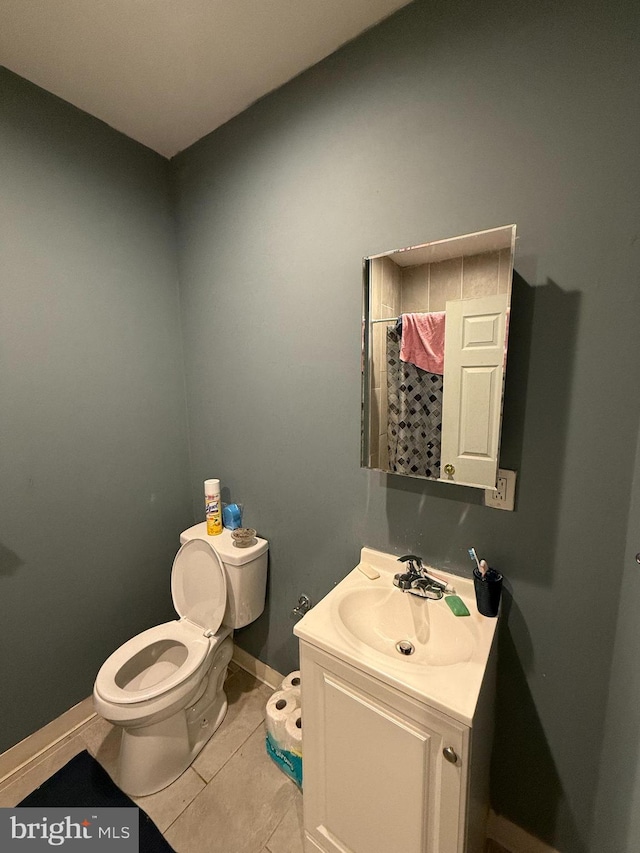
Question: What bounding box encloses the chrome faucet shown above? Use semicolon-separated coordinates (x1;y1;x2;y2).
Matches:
393;554;445;600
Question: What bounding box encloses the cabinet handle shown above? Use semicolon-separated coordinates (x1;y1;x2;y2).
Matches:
443;746;458;764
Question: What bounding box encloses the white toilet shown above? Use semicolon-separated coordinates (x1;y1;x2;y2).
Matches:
93;523;268;796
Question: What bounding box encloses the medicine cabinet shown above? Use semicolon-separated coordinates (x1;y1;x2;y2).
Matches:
361;225;516;490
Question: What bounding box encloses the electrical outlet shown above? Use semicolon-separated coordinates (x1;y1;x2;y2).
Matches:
484;468;517;511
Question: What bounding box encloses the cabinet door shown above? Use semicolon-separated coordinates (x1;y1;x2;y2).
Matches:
440;293;508;489
302;646;466;853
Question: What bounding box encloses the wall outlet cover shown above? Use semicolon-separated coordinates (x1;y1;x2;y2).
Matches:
484;468;517;511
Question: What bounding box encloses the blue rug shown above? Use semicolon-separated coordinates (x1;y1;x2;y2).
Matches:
18;750;174;852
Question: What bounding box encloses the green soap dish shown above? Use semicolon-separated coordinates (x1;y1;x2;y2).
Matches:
445;595;470;617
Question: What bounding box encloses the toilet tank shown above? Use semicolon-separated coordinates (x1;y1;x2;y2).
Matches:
180;523;268;629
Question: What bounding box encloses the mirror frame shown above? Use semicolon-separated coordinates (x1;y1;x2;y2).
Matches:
361;225;517;489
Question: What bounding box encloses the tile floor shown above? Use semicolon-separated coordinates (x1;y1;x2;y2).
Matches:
0;663;510;853
0;663;304;853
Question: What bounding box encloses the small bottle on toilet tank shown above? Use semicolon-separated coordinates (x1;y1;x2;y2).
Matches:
204;478;223;535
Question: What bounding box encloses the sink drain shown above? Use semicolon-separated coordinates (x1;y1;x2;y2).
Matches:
396;640;415;656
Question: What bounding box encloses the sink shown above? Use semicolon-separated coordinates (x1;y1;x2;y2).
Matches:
334;586;476;666
294;546;499;724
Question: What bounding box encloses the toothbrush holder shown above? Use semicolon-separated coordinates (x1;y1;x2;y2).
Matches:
473;567;503;617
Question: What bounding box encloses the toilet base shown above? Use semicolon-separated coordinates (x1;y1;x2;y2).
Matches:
116;637;233;796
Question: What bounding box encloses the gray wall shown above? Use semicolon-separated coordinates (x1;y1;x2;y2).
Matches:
2;0;639;850
0;70;193;752
171;1;640;852
592;428;640;853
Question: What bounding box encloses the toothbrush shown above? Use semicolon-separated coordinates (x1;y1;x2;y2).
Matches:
468;547;481;573
469;548;489;579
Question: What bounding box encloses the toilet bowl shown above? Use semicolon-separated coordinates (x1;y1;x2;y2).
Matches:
93;525;268;796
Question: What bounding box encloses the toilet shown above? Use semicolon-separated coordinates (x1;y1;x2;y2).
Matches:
93;523;268;796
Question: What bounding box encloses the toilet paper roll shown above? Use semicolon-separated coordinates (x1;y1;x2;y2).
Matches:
281;671;301;692
265;689;300;744
284;707;302;755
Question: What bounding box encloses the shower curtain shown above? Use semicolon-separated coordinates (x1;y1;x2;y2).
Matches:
386;326;443;478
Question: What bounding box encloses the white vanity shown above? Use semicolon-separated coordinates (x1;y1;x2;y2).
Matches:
293;547;498;853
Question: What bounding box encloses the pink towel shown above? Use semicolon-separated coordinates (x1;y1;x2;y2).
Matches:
400;312;445;374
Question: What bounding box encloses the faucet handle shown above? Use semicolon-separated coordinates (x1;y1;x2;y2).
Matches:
397;554;423;572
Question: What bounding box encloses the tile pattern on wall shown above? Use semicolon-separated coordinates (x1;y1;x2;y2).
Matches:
386;327;443;478
428;256;463;311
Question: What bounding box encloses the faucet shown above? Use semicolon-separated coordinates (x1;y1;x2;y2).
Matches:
393;554;445;600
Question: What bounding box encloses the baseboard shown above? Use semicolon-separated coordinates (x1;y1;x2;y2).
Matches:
487;810;561;853
0;697;96;786
232;646;285;691
303;830;325;851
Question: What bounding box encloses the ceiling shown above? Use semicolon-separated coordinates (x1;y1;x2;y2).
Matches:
0;0;411;158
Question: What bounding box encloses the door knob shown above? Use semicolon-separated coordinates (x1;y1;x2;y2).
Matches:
443;746;458;764
444;464;455;477
636;553;640;564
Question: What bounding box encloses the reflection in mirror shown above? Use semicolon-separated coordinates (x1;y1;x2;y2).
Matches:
361;225;516;490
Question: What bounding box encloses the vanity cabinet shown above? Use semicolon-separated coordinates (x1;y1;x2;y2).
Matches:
300;642;491;853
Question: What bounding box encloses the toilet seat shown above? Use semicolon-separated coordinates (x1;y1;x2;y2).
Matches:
171;538;227;633
95;619;211;705
95;539;228;706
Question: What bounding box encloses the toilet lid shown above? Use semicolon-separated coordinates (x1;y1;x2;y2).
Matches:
171;539;227;633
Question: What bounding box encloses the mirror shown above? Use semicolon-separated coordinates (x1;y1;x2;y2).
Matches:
361;225;516;490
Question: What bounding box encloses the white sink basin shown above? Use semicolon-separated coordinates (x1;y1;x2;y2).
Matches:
294;546;499;724
335;586;476;667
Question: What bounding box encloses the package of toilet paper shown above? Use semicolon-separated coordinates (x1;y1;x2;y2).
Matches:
265;676;302;788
